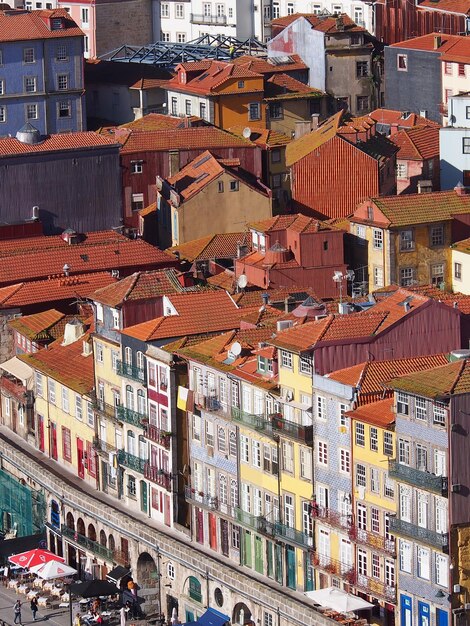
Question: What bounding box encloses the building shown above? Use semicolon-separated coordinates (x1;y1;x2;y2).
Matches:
391;125;440;194
451;237;470;294
0;126;122;234
440;93;470;190
156;151;272;249
286;112;397;219
270;4;372;34
269;14;381;116
234;214;347;298
349;187;470;291
370;109;439;136
0;9;86;135
9;309;76;355
385;33;470;124
386;357;470;626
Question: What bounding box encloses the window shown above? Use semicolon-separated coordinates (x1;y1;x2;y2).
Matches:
0;105;6;123
339;403;348;429
431;263;444;286
4;397;10;418
252;440;261;468
24;76;36;93
175;3;184;17
417;546;430;580
192;414;201;441
397;392;409;415
435;449;446;476
287;1;294;13
111;351;119;372
36;372;43;396
459;63;466;76
367;426;378;452
445;61;452;75
96;342;104;363
240;435;249;463
217;427;226;452
357;548;367;576
317;440;328;466
399;540;411;573
463;137;470;154
271;148;281;164
300;447;312;479
229;180;239;191
282;441;294;472
417;491;428;527
415;397;427;421
87;402;94;427
127;475;136;498
398;439;410;465
177;33;186;43
370;468;380;493
49;379;56;404
131;162;143;174
430;224;444;247
356;61;368;77
75;395;83;420
455;262;462;280
269;102;283;119
281;351;292;369
436;554;448;587
185;99;191;115
24;48;35;64
231;524;240;549
171;97;177;116
161;2;169;16
26;104;38;119
350;33;362;45
238;80;245;89
384;475;395;498
317;396;326;420
397;54;407;71
62;426;71;462
373;266;384;287
199;102;206;120
299;355;312;375
272;2;280;17
433;402;446;425
384;431;393;456
397;162;408;179
355;422;365;446
56;44;67;61
58;101;71;118
400;229;414;251
57;74;68;90
249;102;260;121
62;387;69;412
340;449;350;474
284;494;294;527
399;485;411;521
371;507;380;533
356;96;369;112
131;193;144;211
81;7;89;23
356;463;366;487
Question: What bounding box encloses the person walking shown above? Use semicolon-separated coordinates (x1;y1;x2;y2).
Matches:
13;599;22;625
74;613;82;626
30;597;38;621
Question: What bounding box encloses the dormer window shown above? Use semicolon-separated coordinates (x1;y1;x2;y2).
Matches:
367;205;374;220
179;69;186;84
51;17;64;29
258;356;266;373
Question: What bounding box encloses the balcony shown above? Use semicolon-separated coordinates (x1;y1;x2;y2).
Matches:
231;406;273;435
117;450;146;474
92;437;118;456
93;400;120;422
389;460;448;496
389;516;448;550
311;552;356;582
271;415;313;444
190;13;227;24
146;424;171;450
265;520;313;549
144;464;172;491
116;405;147;429
236;508;262;532
116;360;145;383
351;527;396;556
61;525;114;562
354;572;396;603
312;505;351;531
185;486;219;511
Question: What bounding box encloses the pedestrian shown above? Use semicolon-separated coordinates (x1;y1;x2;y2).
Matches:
13;599;21;625
30;597;38;621
120;605;128;626
3;565;10;586
74;613;82;626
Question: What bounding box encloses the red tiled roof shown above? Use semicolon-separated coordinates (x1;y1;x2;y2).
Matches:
123;291;242;342
9;309;65;339
166;60;263;96
118;113;207;131
271;12;366;33
369;108;440;129
169;232;250;262
91;268;185;307
390;32;465;51
233;286;320;307
419;0;470;14
206;270;236;291
228;126;291;148
0;234;176;285
231;54;308;73
0;131;118;157
328;353;449;403
0;230;124;256
388;358;470;397
391;124;440;160
346;398;395;427
0;272;116;308
117;126;254;154
0;8;84;41
264;73;324;100
249;213;334;233
440;37;470;62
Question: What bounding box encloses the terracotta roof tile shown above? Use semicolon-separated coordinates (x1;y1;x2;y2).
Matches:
419;0;470;15
9;309;65;340
233;286;320;307
231;54;308;73
169;232;250;262
388;358;470;397
391;124;440;160
166;60;263;96
271;12;367;33
123;291;243;342
286;111;342;166
0;131;117;157
0;8;84;41
228;126;291;147
248;213;333;233
206;270;236;291
239;304;284;326
452;236;470;253
390;32;465;51
118;113;206;131
346;397;395;427
264;73;324;100
0;272;116;308
91;268;186;307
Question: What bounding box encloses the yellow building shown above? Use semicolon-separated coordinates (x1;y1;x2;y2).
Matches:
348;398;396;625
349;190;470;291
451;237;470;294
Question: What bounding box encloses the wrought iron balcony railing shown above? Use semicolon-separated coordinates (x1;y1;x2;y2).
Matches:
62;525;114;562
231;406;273;435
116;360;145;383
117;450;146;474
185;487;220;511
389;516;448;550
350;527;396;556
116;405;147;429
146;424;171;449
312;505;351;530
389;460;448;496
235;508;312;548
354;572;396;603
144;464;172;491
310;552;356;581
271;414;313;444
190;13;227;24
93;400;121;421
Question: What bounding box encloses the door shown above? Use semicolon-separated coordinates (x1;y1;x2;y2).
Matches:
50;422;58;460
275;543;283;584
77;438;84;479
185;611;195;623
318;528;330;567
254;535;263;574
266;541;274;578
209;513;217;550
140;480;148;513
418;602;430;626
400;595;412;626
304;554;314;591
436;609;448;626
243;530;252;567
286;546;296;589
38;414;45;452
164;494;171;527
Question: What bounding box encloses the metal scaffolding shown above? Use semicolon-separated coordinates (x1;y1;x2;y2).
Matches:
104;34;266;67
0;470;46;537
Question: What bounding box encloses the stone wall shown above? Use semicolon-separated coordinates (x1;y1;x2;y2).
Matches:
0;310;20;365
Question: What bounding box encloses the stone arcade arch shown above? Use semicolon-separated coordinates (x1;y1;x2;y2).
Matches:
232;602;252;626
100;530;107;547
136;552;158;588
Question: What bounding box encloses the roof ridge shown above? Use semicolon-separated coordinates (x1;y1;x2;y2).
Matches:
449;358;466;395
316;314;334;342
403;128;422;157
122;272;141;303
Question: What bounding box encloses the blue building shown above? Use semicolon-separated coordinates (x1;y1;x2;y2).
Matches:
0;8;86;135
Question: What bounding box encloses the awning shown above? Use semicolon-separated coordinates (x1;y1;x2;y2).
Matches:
106;565;131;584
305;588;374;612
0;357;34;387
196;608;230;626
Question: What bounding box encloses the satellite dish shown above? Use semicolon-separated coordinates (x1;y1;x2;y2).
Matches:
242;127;252;139
237;274;248;289
230;342;242;357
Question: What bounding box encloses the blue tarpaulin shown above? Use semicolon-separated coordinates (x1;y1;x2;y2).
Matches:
183;608;229;626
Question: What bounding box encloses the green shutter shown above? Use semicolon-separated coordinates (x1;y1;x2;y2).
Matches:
267;541;274;578
243;530;252;567
255;535;263;574
304;553;314;591
286;546;296;590
275;543;283;584
140;481;147;513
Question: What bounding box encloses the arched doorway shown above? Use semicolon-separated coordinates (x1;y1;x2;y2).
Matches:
232;603;252;626
88;524;96;542
66;512;75;530
109;535;115;553
100;530;107;547
77;518;85;536
136;552;158;588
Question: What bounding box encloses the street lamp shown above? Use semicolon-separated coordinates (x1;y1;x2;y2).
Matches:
333;270;355;311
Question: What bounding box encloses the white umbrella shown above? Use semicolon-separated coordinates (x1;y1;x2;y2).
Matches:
305;587;374;612
30;560;77;580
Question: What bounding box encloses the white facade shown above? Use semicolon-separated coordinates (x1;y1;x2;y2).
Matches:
272;0;373;33
442;60;470;125
440;94;470;190
452;248;470;294
166;88;213;120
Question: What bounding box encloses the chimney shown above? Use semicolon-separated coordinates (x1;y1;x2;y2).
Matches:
284;296;290;314
311;114;320;130
434;35;442;49
294;120;312;139
261;293;269;306
455;181;469;196
237;242;249;258
417;180;433;194
336;15;344;30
